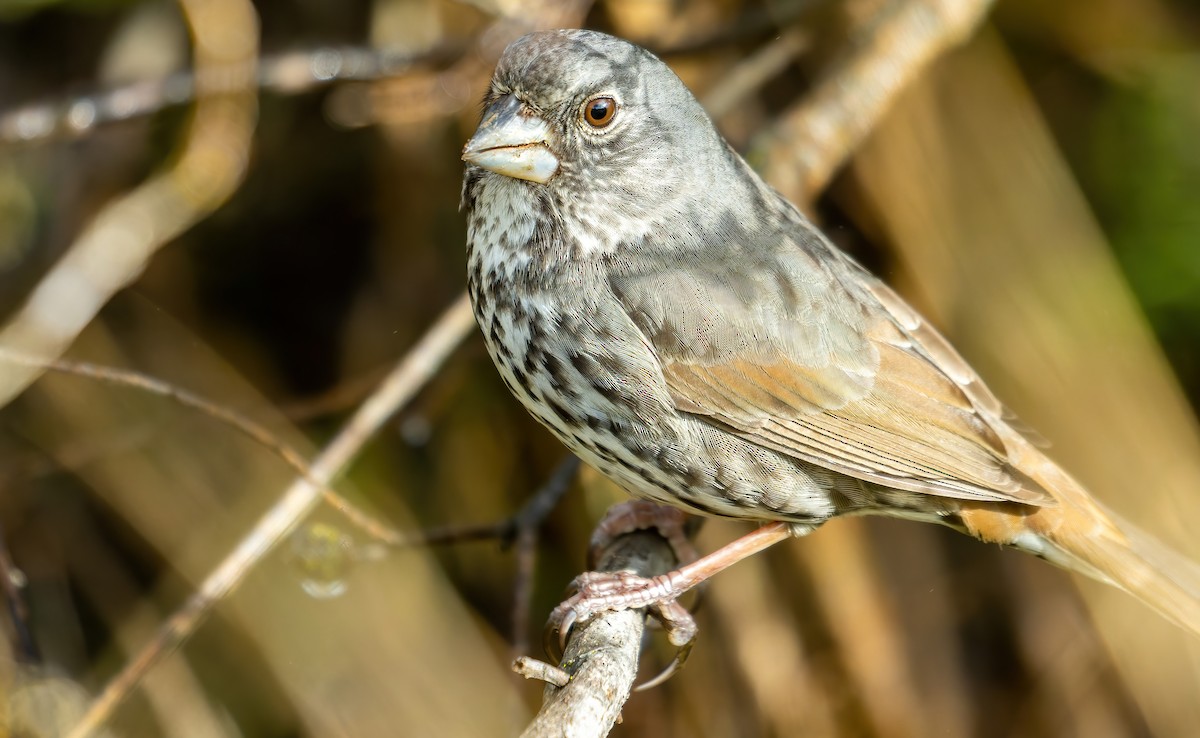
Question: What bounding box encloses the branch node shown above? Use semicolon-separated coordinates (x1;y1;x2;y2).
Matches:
513;656;571;688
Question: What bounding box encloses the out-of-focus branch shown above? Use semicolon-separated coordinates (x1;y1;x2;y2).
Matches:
760;0;996;202
0;0;258;409
0;347;579;693
0;0;598;143
0;348;403;547
520;0;1001;732
701;27;811;120
507;456;581;654
66;293;476;738
338;0;593;129
395;455;579;550
388;454;580;655
0;44;460;146
518;530;677;738
653;0;816;56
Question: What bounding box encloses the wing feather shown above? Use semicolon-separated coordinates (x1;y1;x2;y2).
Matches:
612;228;1052;506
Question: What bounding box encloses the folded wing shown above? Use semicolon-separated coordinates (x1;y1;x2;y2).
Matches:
611;228;1051;505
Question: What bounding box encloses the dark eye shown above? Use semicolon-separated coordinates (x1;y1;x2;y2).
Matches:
583;97;617;128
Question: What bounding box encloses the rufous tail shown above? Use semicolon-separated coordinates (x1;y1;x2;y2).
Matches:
959;435;1200;639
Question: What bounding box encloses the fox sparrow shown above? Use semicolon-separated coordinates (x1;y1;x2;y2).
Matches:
461;29;1200;652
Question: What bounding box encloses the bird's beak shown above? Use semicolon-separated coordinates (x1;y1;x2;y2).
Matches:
462;94;559;184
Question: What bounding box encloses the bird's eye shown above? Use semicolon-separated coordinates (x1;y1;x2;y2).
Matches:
583;97;617;128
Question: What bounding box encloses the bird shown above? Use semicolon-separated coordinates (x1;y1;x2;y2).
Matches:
460;28;1200;650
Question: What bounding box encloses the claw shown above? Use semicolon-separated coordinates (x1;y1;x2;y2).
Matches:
544;601;577;662
558;609;577;652
633;598;696;689
543;620;562;663
652;599;697;647
634;640;693;691
542;569;699;688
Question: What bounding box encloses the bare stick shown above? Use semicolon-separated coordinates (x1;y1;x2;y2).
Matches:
66;293;477;738
513;656;571;688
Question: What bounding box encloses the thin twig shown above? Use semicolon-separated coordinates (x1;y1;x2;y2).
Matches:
513;656;571;688
0;348;404;548
391;455;579;549
510;456;581;654
511;456;583;540
66;292;477;738
513;525;541;658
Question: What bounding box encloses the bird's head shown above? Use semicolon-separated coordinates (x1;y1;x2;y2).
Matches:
463;29;758;259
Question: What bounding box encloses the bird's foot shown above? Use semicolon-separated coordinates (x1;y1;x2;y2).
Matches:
546;500;700;687
546;569;697;689
544;507;794;688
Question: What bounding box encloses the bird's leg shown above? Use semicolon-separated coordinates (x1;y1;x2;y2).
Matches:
572;500;702;687
547;517;792;684
555;519;790;634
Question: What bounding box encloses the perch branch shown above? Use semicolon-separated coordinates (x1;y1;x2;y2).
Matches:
518;530;679;738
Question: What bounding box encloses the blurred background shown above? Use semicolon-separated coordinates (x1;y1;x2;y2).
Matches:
1;0;1199;735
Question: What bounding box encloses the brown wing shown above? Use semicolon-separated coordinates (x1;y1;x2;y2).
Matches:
612;231;1052;506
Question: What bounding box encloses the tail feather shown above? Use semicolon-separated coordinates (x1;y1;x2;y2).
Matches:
1062;505;1200;638
959;434;1200;639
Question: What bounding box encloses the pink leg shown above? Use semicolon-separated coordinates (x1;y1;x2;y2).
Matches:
548;520;792;683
